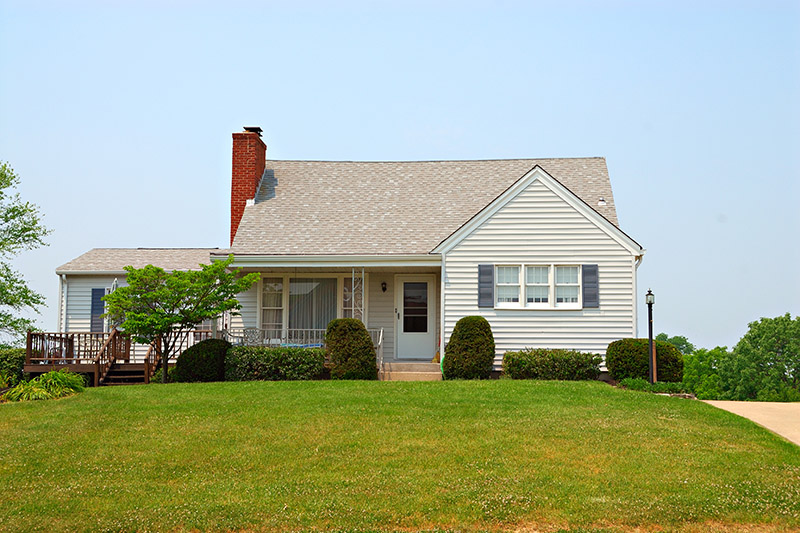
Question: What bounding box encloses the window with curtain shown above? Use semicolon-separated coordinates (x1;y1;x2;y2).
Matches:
261;278;284;333
342;276;363;321
289;278;337;329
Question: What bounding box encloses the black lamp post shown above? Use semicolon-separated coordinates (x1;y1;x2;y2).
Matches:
646;289;656;384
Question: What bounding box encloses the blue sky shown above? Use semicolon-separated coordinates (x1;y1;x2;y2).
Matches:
1;0;798;350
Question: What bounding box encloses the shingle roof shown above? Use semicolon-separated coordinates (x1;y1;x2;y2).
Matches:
231;158;618;255
56;248;218;273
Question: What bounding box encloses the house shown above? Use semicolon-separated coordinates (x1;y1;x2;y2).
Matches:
46;127;644;378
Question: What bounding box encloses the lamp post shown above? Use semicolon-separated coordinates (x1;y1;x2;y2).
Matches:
646;289;656;384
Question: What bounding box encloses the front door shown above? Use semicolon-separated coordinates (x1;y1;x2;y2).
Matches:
395;275;436;359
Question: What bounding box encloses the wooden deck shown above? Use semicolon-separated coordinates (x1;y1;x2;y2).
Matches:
25;330;212;386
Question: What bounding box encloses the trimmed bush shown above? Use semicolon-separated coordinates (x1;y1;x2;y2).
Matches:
503;348;601;380
150;366;177;384
606;338;683;382
0;348;26;387
225;346;325;381
443;316;495;380
173;338;231;383
325;318;377;380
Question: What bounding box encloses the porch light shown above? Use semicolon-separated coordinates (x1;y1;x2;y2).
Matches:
381;282;387;293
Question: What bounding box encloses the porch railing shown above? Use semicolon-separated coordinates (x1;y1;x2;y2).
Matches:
94;329;130;385
222;327;383;349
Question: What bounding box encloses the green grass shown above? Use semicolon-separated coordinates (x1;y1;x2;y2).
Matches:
1;380;798;532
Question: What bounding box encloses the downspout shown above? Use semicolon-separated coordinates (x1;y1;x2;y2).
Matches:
439;251;446;365
60;274;68;331
633;253;644;338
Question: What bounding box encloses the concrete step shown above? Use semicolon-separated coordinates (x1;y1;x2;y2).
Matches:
384;362;440;373
383;371;442;382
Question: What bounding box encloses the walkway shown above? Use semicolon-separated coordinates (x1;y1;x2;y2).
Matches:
704;400;800;446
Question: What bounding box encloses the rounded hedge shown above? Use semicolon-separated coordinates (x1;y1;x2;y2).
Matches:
173;338;231;383
326;318;377;380
605;338;683;382
225;346;325;381
442;316;495;380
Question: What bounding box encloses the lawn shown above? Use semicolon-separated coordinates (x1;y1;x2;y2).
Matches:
0;380;798;532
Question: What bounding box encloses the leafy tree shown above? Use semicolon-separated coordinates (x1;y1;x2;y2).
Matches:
681;346;727;399
0;162;51;344
104;255;259;382
655;332;695;355
718;313;800;401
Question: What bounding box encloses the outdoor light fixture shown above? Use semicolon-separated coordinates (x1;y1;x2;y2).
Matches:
381;282;387;293
646;289;656;384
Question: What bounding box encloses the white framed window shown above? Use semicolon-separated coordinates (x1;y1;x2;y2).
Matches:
495;266;520;306
555;266;580;306
260;277;284;332
494;264;582;310
259;273;368;331
525;266;550;306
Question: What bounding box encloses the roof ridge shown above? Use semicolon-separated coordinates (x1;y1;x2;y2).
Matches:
266;157;606;163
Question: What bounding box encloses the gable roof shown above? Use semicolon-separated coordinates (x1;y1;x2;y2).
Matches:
231;158;618;256
56;248;218;274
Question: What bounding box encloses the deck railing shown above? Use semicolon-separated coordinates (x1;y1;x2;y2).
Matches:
223;327;384;350
94;329;130;385
26;331;120;365
26;329;213;385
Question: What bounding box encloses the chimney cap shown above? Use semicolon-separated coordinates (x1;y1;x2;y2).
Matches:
243;126;263;137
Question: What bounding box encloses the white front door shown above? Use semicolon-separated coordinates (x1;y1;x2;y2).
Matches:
395;275;436;359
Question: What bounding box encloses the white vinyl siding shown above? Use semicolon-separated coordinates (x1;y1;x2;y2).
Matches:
63;275;121;332
443;178;637;368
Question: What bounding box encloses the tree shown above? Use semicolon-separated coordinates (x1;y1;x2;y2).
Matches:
682;346;728;399
655;332;695;355
103;255;259;382
718;313;800;401
0;162;51;344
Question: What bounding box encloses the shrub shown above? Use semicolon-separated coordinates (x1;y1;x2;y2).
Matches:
619;377;688;394
605;338;683;382
0;348;26;387
225;346;325;381
503;348;601;380
3;369;85;402
173;339;231;383
149;366;177;384
325;318;377;380
442;316;495;380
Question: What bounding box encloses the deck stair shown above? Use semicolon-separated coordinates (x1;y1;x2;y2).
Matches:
101;363;147;386
382;362;441;381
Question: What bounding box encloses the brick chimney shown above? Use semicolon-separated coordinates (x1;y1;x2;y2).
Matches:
231;127;266;245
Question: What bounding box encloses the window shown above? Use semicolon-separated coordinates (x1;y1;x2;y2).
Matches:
495;266;520;304
525;266;549;304
289;278;337;329
492;264;584;309
261;278;283;332
342;276;364;321
555;266;580;305
260;274;368;331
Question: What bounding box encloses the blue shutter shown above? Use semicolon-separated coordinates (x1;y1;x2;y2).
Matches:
90;288;105;332
478;264;494;308
582;264;599;308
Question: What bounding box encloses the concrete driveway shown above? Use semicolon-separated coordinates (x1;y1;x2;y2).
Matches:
704;400;800;446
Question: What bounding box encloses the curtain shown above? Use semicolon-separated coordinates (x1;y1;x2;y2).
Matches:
289;278;337;329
